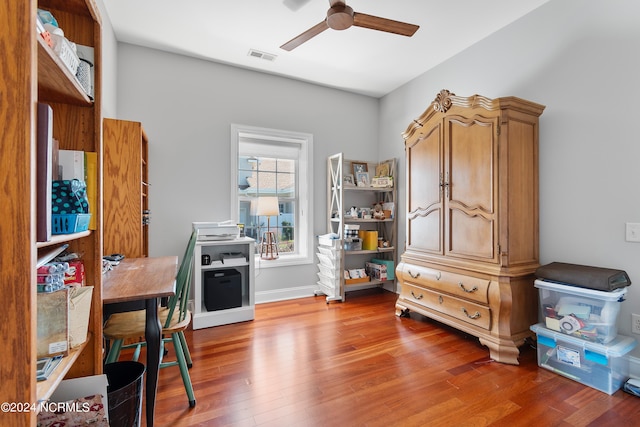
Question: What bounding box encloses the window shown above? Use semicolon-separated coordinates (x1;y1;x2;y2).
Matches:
230;124;313;266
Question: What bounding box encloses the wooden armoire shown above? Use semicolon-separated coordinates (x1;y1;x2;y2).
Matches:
396;89;545;364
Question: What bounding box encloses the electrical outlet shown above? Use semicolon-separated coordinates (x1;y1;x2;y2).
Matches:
633;314;640;334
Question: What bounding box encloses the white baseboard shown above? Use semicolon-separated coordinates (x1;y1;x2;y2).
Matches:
255;285;317;304
189;283;398;311
255;282;397;304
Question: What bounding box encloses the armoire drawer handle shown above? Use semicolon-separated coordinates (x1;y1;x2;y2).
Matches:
411;291;424;300
408;270;441;280
458;282;478;293
461;308;481;319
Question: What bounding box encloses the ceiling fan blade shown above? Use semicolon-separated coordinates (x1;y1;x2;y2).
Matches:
280;20;329;51
353;12;419;37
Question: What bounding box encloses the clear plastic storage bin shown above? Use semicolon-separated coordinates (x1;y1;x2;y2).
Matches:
535;279;627;344
530;323;636;395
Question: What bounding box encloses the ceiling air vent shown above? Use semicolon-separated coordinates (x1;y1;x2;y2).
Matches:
248;49;277;62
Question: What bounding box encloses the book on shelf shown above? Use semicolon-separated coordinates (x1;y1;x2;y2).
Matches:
36;103;53;242
52;138;59;180
58;149;85;181
85;151;97;230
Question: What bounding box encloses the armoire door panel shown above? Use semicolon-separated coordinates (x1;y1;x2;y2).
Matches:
444;116;498;262
448;208;495;260
407;123;442;253
446;116;496;213
408;208;441;252
408;124;441;212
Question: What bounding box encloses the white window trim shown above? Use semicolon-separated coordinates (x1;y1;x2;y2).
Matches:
230;124;314;267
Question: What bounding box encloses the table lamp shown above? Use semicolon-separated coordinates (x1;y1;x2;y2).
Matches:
256;196;279;259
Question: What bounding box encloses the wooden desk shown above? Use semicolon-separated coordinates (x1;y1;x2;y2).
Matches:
103;256;178;427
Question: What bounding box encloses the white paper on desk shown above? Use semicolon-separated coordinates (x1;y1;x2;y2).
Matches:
192;220;237;229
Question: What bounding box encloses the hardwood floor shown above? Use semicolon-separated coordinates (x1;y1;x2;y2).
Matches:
139;289;640;426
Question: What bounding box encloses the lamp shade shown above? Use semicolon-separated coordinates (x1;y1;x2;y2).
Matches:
256;197;279;217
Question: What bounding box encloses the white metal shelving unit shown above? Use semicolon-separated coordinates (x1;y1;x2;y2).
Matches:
316;153;397;303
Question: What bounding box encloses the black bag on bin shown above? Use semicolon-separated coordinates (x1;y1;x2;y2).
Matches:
535;262;631;292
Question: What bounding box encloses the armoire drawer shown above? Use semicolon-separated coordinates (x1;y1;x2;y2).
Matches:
399;263;491;304
401;283;491;330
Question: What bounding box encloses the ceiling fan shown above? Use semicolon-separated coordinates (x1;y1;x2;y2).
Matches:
280;0;420;51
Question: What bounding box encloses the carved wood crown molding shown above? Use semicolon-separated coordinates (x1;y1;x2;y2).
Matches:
433;89;498;113
433;89;455;113
402;89;545;142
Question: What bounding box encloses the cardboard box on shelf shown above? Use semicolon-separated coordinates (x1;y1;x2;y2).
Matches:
64;259;85;286
365;262;387;281
69;286;93;348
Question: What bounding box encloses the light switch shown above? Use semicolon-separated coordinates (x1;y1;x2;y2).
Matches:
625;223;640;242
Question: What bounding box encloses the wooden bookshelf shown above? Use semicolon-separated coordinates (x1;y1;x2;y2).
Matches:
0;1;103;425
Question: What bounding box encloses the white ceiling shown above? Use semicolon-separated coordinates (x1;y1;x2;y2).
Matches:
103;0;550;98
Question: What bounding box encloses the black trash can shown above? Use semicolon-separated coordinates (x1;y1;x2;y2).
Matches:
104;361;145;427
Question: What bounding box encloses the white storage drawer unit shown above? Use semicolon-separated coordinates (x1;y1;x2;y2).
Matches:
315;236;342;302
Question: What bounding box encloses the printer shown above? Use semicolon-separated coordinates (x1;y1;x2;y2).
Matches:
192;221;240;241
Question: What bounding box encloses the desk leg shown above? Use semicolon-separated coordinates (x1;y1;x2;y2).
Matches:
145;297;161;427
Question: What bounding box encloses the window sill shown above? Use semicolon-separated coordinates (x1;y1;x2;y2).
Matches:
254;254;314;268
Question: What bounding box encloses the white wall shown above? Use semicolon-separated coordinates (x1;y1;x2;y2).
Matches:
380;0;640;341
94;0;117;118
114;43;379;300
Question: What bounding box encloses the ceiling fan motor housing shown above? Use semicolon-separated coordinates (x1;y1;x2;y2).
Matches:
326;4;354;30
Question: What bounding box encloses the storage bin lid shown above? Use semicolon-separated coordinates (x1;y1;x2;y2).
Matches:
530;323;637;357
534;279;627;302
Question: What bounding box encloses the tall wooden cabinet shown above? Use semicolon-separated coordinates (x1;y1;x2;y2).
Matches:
103;118;150;258
0;0;103;425
396;90;545;364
